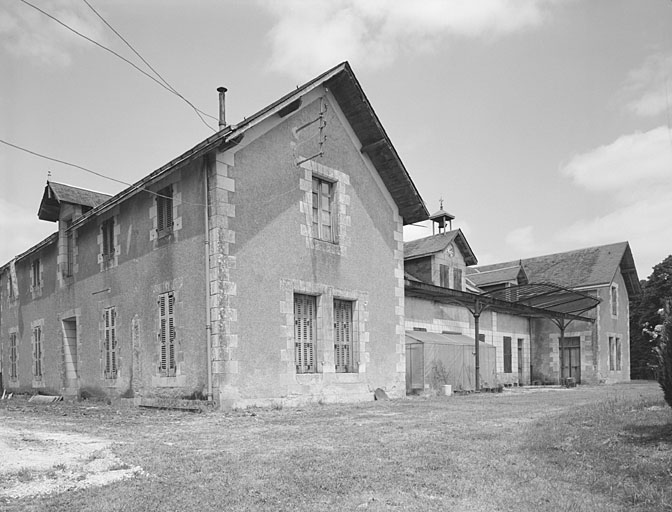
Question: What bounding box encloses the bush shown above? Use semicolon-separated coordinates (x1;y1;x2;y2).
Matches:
655;302;672;409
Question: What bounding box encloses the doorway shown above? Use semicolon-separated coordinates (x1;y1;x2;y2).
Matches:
62;318;79;396
561;336;581;383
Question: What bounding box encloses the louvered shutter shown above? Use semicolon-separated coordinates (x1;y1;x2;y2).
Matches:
111;308;117;376
159;292;176;376
33;327;42;378
104;309;112;377
294;294;316;373
159;293;167;373
157;195;165;233
165;189;173;231
334;300;353;373
168;292;176;375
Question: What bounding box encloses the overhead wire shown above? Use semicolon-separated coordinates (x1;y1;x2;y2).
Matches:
18;0;217;132
0;137;205;206
81;0;218;129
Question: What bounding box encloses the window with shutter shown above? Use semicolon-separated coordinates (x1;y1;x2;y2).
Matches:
31;259;41;288
503;336;512;373
9;332;18;380
65;219;74;277
158;292;177;376
33;326;43;379
101;218;115;268
453;268;463;291
312;178;333;242
334;299;355;373
157;186;173;237
294;294;316;373
104;307;118;378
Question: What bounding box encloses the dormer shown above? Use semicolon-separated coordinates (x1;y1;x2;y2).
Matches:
38;181;112;223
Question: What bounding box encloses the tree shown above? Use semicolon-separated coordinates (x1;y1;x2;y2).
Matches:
654;303;672;408
630;255;672;379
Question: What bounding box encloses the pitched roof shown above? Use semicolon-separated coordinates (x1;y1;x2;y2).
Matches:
69;61;428;232
404;229;478;266
468;265;526;287
38;182;112;222
471;242;641;297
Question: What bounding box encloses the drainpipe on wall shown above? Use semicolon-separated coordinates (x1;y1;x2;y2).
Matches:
203;159;213;402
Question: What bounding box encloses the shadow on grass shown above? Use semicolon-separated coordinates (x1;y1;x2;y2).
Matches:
623;420;672;446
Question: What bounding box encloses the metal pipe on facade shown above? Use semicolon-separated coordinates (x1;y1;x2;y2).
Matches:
217;87;228;130
203;159;213;402
474;304;481;391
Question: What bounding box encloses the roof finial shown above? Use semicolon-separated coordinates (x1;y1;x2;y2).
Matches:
47;170;52;182
439;197;444;210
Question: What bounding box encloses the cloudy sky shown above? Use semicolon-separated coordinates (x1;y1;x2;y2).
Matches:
1;0;671;280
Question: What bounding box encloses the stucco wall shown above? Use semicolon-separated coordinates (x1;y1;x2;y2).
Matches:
1;161;209;400
209;91;404;407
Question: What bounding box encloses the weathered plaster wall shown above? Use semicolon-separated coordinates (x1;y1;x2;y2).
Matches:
1;161;209;400
209;90;404;407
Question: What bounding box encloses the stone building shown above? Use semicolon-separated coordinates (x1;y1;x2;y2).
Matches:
0;62;428;408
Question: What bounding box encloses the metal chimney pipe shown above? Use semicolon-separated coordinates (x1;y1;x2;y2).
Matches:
217;87;228;130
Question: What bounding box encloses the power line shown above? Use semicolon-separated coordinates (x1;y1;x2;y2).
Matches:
18;0;217;132
81;0;218;129
0;137;205;206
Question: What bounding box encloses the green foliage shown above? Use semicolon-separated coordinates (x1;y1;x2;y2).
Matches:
655;303;672;408
630;255;672;379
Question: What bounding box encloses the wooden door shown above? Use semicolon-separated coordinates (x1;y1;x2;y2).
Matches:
561;336;581;383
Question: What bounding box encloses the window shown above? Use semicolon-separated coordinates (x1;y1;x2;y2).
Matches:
334;300;355;373
9;332;18;381
104;307;118;379
157;186;174;237
610;285;618;317
31;259;41;289
294;294;316;373
32;326;43;380
453;268;463;291
311;178;333;242
440;264;450;288
503;336;512;373
101;218;115;264
65;221;74;276
615;337;622;371
608;336;615;370
8;271;15;299
158;292;176;376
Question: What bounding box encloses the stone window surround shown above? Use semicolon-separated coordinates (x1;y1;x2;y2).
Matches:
298;160;351;256
97;214;121;271
29;258;43;299
151;278;187;387
149;180;183;244
610;283;619;319
280;279;369;377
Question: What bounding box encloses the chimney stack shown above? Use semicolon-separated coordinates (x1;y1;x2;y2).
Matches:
217;87;228;130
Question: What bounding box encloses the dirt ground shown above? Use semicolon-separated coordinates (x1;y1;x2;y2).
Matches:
0;400;144;500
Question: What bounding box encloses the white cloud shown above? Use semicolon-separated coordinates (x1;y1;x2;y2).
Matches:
506;126;672;277
560;126;672;201
260;0;564;79
0;0;107;66
620;53;672;118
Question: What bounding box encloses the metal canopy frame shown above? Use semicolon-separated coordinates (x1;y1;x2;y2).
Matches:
404;279;601;390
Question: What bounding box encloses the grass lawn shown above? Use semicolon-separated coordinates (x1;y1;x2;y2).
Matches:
1;382;671;511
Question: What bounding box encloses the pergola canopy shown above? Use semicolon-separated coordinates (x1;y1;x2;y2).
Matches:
480;282;601;318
